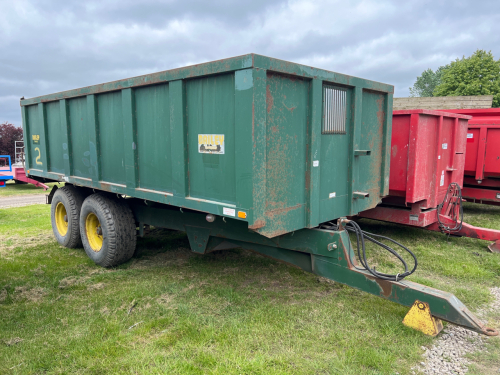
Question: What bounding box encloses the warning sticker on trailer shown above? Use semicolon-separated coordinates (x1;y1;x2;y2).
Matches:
198;134;225;154
440;170;445;186
467;133;474;143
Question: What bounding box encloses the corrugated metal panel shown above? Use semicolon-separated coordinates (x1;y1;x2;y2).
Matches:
323;85;347;134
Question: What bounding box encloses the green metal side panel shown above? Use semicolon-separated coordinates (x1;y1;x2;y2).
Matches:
234;69;256;214
135;83;172;192
258;72;309;237
45;101;65;174
68;97;93;179
186;73;236;204
318;85;353;223
352;90;389;213
26;105;40;168
97;92;126;185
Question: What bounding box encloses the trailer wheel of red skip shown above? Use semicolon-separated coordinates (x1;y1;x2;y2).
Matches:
359;109;500;252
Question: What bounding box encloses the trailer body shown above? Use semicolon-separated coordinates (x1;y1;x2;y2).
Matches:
20;54;392;237
439;109;500;206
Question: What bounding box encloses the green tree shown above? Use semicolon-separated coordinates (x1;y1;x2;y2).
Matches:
433;49;500;107
409;65;448;97
0;122;23;160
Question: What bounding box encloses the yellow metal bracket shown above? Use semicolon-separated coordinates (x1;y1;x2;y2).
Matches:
403;300;443;336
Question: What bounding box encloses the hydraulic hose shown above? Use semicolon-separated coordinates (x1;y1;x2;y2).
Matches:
321;220;418;282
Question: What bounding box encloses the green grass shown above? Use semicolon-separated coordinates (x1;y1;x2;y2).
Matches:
0;203;499;374
0;180;58;197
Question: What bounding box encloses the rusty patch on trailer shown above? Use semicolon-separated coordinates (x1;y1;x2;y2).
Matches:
374;277;395;299
265;203;302;218
365;273;408;299
100;182;112;192
261;204;303;237
265;229;290;238
249;219;266;230
266;85;274;113
283;101;297;113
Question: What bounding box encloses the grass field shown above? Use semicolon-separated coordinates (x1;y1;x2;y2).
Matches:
0;202;499;374
0;180;58;197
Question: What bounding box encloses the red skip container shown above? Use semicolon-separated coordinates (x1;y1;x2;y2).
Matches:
438;108;500;205
360;109;500;252
387;110;469;209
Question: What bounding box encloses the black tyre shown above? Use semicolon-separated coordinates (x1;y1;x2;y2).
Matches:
51;185;85;248
79;193;136;267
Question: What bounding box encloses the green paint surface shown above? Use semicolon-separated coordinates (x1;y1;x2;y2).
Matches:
186;73;236;204
45;101;65;174
353;90;387;213
262;72;308;236
319;85;352;223
135;83;172;192
26;104;41;168
98;92;126;184
68;97;92;178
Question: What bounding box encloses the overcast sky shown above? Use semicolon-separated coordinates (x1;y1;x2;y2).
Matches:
1;0;499;127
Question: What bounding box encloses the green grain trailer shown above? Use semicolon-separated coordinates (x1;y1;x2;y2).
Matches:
20;54;496;336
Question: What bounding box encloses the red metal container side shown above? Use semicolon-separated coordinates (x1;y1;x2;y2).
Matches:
361;109;500;252
438;109;500;181
390;110;470;209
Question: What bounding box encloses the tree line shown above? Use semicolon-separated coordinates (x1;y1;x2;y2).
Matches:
410;49;500;107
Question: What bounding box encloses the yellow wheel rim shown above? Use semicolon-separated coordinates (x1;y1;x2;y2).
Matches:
85;212;103;252
55;202;68;236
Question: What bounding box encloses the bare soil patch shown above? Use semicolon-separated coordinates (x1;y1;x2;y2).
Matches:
4;337;23;346
0;230;53;259
58;276;90;289
13;286;47;303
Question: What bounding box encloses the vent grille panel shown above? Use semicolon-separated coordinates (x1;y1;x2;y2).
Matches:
323;86;347;134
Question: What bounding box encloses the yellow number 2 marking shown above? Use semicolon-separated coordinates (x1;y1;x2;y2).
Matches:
35;147;43;165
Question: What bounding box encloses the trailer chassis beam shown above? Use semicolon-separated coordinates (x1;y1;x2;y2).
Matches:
360;204;500;253
128;199;497;336
427;215;500;253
